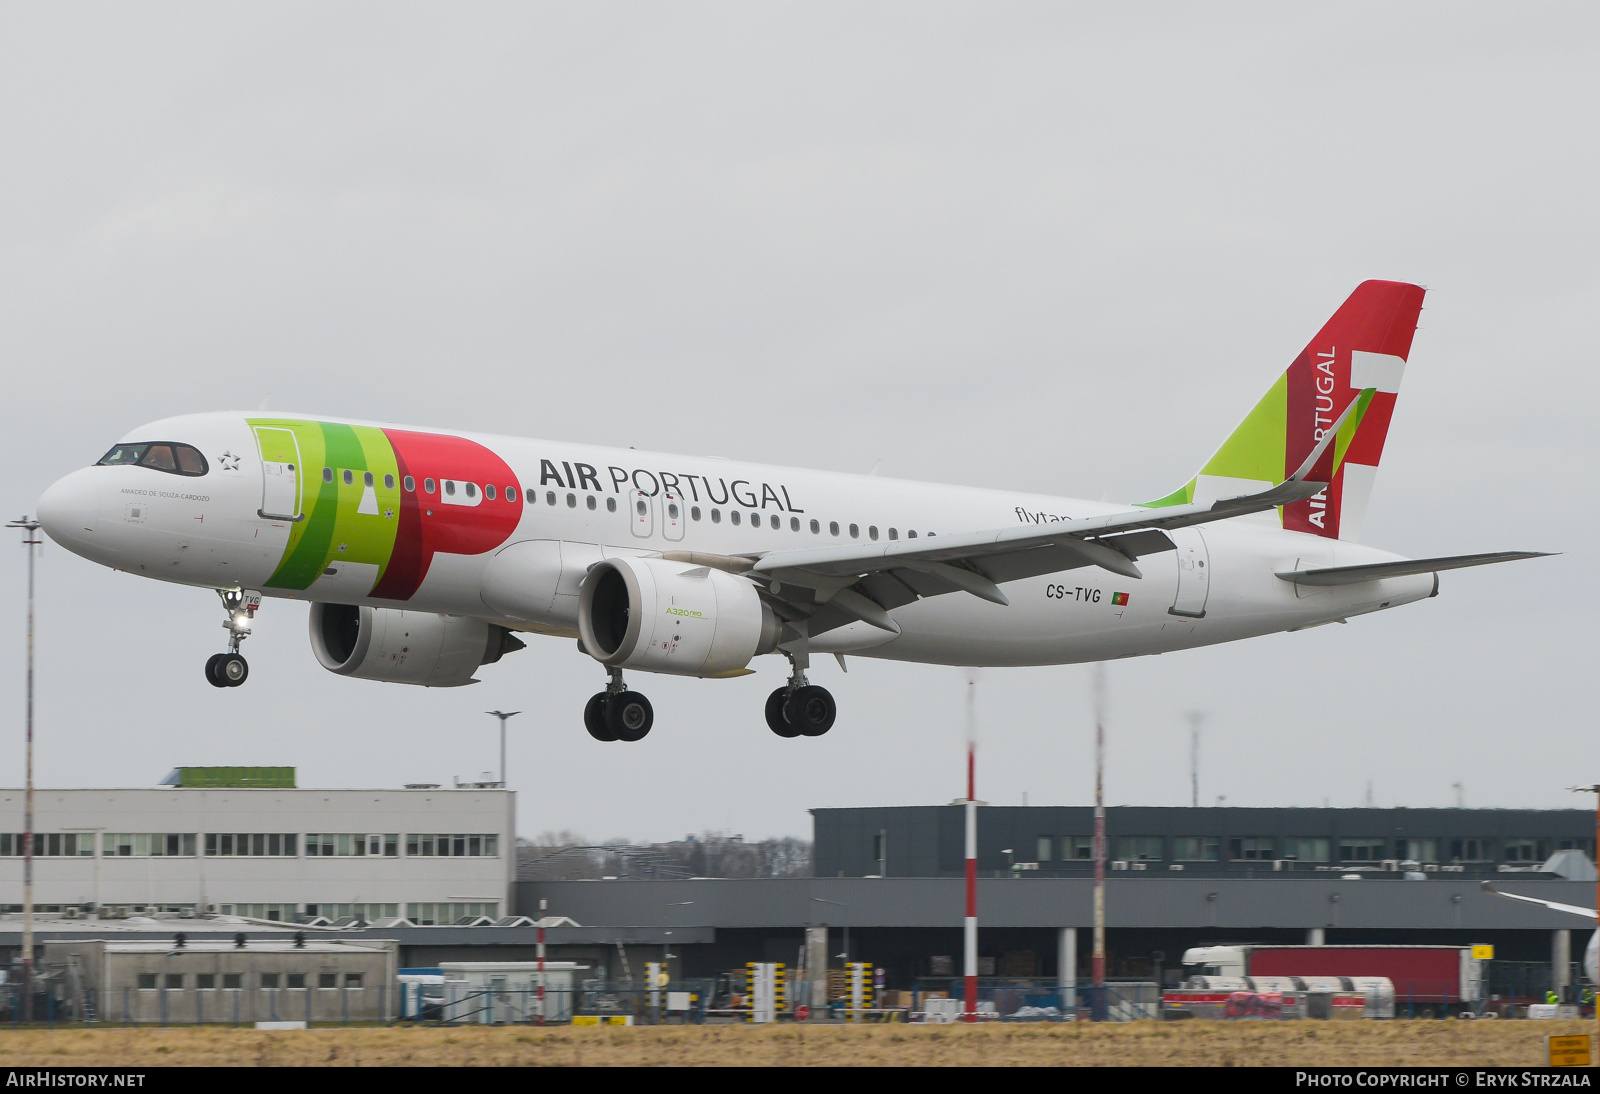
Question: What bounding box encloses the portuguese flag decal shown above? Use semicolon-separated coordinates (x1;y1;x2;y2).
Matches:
1111;592;1130;606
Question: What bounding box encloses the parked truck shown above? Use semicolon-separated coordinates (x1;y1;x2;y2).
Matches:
1181;945;1485;1015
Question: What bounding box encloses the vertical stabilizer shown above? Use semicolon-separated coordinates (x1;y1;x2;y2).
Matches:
1145;280;1425;541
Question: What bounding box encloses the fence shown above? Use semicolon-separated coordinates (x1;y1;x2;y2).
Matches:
908;978;1159;1022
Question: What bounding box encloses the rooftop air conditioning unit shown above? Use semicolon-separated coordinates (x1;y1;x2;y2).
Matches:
1131;862;1147;871
1111;860;1130;871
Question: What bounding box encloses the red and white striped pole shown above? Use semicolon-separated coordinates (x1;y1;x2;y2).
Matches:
537;896;547;1025
1092;665;1107;1014
963;675;978;1022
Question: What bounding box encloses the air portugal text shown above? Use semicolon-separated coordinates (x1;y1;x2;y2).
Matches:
536;458;805;513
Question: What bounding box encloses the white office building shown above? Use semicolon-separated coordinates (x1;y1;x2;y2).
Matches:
0;786;515;924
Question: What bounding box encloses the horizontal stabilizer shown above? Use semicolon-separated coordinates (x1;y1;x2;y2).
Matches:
1276;551;1553;587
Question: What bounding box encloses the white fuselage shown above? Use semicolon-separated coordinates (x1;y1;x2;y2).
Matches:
38;412;1436;670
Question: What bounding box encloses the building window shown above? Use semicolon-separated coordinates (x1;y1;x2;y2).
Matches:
305;834;399;857
137;974;157;990
103;833;197;857
1035;836;1054;862
1504;839;1548;863
203;833;298;857
405;834;500;857
223;974;242;990
406;902;498;926
1113;836;1161;861
1174;836;1219;861
319;973;337;989
303;903;399;922
1282;837;1330;862
346;973;364;989
1449;838;1491;862
1064;836;1093;860
0;833;94;856
1228;837;1274;861
287;974;306;989
1338;838;1387;862
261;974;280;989
197;974;215;990
1401;838;1439;862
165;974;184;989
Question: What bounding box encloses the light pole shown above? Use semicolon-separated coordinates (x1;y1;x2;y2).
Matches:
1570;785;1599;1055
7;517;40;1022
484;711;519;788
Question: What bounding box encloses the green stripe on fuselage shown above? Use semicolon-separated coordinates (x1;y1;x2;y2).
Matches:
251;419;401;592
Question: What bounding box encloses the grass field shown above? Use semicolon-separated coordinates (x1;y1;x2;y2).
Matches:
0;1020;1591;1067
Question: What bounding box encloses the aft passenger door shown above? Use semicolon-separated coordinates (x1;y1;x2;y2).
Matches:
254;427;303;522
1168;527;1210;619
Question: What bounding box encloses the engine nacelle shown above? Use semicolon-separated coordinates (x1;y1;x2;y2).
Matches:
309;603;525;687
577;557;779;677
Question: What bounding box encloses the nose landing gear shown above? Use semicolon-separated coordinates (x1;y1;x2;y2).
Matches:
585;668;654;742
206;589;259;689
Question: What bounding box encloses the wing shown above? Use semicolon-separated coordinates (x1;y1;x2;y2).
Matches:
673;395;1366;638
1277;552;1553;587
1481;881;1597;921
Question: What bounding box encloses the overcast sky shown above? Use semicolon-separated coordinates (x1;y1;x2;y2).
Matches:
1;3;1594;842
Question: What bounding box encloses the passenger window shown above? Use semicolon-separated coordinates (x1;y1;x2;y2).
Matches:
810;519;820;534
849;523;859;538
907;530;917;538
97;444;148;466
790;517;800;531
424;478;436;494
384;474;396;490
444;481;456;496
343;470;354;486
506;486;517;502
546;491;556;505
691;506;702;521
606;497;617;512
711;508;721;523
667;501;679;519
869;526;879;541
141;445;177;471
888;528;898;540
175;446;207;475
403;476;415;492
567;493;576;508
484;484;495;500
751;513;760;527
363;471;374;487
464;482;476;498
635;499;647;515
830;521;839;536
770;514;780;529
587;495;597;510
731;510;741;526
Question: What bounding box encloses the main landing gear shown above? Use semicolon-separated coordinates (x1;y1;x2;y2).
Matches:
764;647;836;738
205;588;258;688
585;668;654;743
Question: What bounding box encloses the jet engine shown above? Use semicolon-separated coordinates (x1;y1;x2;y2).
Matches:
577;557;779;677
309;603;525;687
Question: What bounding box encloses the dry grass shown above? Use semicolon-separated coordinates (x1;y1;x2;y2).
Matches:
0;1020;1592;1067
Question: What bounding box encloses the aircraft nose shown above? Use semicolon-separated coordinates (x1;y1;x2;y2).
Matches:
37;468;101;551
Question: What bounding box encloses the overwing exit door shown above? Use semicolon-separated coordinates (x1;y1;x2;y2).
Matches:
1168;527;1210;619
254;427;304;522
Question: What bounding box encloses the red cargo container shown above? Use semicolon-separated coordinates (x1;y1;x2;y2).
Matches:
1246;946;1473;1009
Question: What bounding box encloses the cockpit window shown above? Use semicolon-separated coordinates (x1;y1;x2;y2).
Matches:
97;442;208;477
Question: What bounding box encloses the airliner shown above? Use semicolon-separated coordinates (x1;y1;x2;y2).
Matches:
1483;883;1599;986
35;281;1546;741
